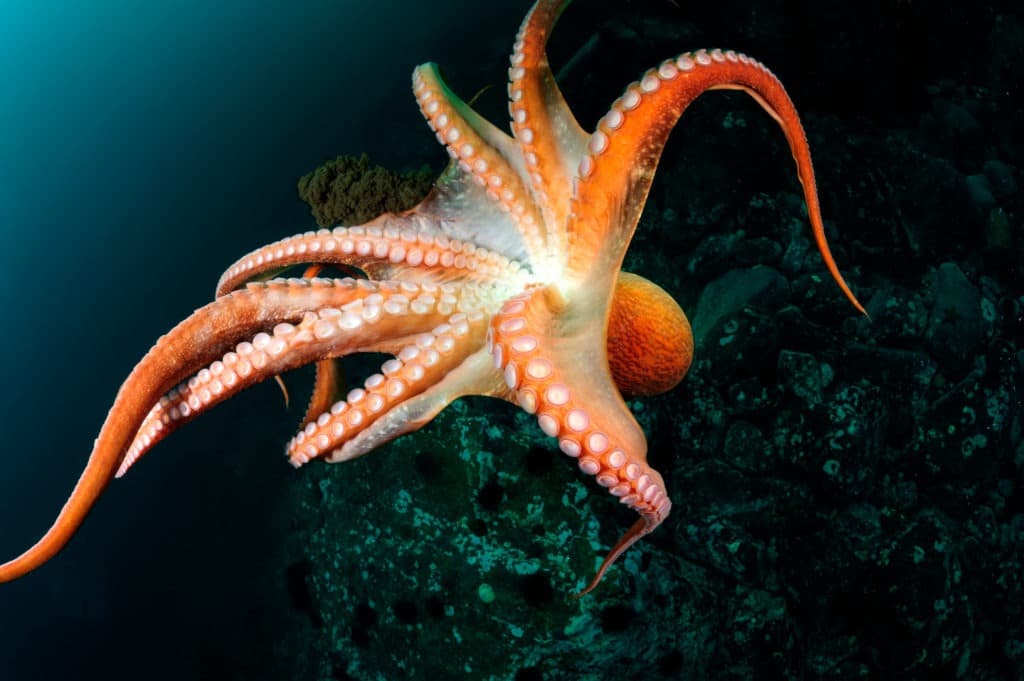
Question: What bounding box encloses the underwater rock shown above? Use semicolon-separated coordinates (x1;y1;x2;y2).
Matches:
774;304;840;350
866;284;930;343
988;14;1024;99
887;141;979;256
911;349;1013;496
924;262;984;373
286;402;698;680
692;266;789;347
673;458;811;588
983;159;1019;200
722;420;773;474
777;349;825;406
700;308;782;385
687;232;748;281
966;173;997;211
984;207;1016;256
842;345;937;398
795;383;885;500
791;270;861;323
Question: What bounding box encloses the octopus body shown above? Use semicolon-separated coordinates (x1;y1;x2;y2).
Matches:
0;0;862;594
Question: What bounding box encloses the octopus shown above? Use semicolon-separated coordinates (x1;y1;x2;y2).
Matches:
0;0;863;594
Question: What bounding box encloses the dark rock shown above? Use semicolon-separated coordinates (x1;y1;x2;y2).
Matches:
700;307;782;385
841;345;937;401
925;262;985;373
966;173;997;210
983;159;1019;199
865;284;930;344
777;349;826;405
693;266;790;346
723;420;773;474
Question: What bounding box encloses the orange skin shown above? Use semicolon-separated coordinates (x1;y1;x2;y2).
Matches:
0;0;862;592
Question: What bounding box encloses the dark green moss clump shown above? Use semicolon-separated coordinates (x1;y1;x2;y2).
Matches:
297;153;433;227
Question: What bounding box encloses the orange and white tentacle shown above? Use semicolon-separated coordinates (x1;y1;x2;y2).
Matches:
564;48;865;314
508;0;586;268
286;309;493;466
488;287;670;595
216;225;528;297
413;63;548;267
120;279;497;476
0;278;444;582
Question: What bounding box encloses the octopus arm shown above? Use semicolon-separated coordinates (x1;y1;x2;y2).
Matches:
315;343;504;465
413;64;548;266
119;278;488;476
299;357;345;429
563;49;865;315
216;210;528;297
489;286;670;594
0;278;415;582
508;0;588;257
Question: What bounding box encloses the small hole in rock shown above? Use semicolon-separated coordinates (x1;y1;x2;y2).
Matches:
477;480;505;511
350;626;370;649
425;595;446;619
515;667;543;681
392;599;418;625
414;451;442;480
599;604;635;633
285;559;322;627
658;650;684;675
354;602;377;628
524;446;554;475
521;573;554;607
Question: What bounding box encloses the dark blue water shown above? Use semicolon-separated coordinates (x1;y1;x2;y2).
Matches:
0;2;520;679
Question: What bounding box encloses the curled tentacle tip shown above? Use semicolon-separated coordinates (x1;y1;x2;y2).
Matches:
852;297;869;319
569;516;652;599
273;374;291;409
570;574;605;599
857;301;872;321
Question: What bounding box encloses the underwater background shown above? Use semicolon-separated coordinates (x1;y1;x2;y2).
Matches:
0;0;1021;679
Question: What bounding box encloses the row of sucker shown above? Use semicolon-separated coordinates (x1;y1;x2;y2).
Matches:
561;47;865;315
286;310;487;466
507;0;579;271
411;64;548;268
486;291;671;523
118;278;488;477
216;225;526;297
576;49;766;186
564;49;767;285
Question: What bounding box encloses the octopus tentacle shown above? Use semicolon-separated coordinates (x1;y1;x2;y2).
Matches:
1;3;862;598
216;224;527;297
300;357;345;429
488;287;670;593
317;345;507;466
509;0;586;268
296;266;346;430
563;48;865;315
287;310;490;466
413;64;548;268
119;279;493;476
0;278;396;582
